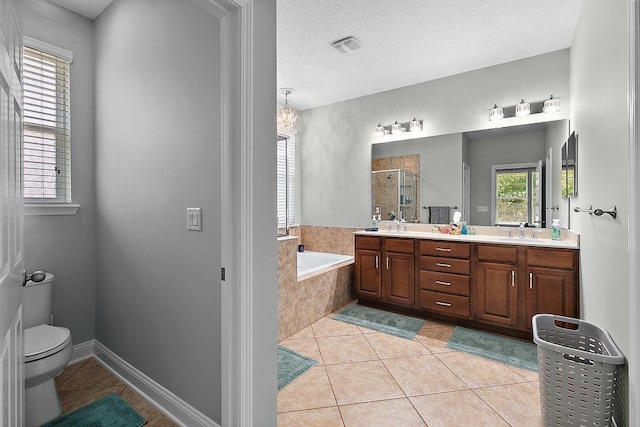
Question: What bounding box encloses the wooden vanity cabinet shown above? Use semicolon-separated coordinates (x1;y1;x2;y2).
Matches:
475;245;519;327
354;236;415;307
383;238;415;307
418;241;471;319
525;248;578;330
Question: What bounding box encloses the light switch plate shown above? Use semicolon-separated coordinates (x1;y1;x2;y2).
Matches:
187;208;202;231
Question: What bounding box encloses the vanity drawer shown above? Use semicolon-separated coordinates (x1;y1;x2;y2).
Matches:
477;245;518;263
420;256;470;275
385;238;415;254
419;271;470;296
420;290;470;318
420;241;470;259
527;248;575;270
356;235;381;250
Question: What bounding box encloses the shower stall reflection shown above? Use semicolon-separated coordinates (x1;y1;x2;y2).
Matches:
371;169;418;222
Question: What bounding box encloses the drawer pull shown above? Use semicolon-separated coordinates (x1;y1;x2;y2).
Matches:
375;256;379;269
511;271;515;287
436;263;452;268
435;280;451;286
529;272;533;290
387;257;390;270
436;301;452;307
436;247;452;252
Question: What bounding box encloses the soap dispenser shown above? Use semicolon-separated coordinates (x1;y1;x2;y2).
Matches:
551;219;562;241
371;215;378;229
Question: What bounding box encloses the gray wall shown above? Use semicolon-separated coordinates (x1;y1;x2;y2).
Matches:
467;129;546;225
543;120;570;227
22;0;96;344
570;0;630;406
94;0;222;421
297;50;570;227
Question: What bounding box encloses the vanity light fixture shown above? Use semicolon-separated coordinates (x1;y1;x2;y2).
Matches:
515;100;531;117
489;104;504;122
374;123;386;137
409;117;422;132
391;121;405;135
277;88;297;132
543;95;560;113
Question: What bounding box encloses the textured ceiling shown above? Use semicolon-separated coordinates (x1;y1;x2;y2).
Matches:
278;0;584;111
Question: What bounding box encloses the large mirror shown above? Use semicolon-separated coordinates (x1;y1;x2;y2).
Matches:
371;120;570;228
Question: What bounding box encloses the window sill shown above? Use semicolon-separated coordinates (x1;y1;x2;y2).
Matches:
25;203;81;216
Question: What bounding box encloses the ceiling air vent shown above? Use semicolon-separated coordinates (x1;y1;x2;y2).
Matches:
331;36;362;54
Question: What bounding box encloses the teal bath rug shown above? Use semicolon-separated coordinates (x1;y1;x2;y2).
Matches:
333;304;426;340
446;326;538;372
42;393;145;427
278;345;318;391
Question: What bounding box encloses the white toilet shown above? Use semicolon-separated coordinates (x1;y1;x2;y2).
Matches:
23;273;73;427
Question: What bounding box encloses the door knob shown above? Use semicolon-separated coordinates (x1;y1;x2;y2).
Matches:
23;270;46;286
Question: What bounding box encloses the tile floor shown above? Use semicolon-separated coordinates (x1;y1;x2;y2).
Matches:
278;303;543;427
54;357;178;426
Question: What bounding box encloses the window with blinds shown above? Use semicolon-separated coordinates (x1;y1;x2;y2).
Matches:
277;135;295;233
23;42;72;203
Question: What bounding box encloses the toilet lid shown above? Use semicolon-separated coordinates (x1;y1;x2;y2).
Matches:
25;325;71;363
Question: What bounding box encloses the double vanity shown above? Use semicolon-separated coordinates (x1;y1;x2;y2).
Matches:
354;226;579;340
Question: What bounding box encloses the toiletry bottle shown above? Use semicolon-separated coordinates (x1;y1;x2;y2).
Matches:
551;219;562;241
461;222;467;235
371;216;377;229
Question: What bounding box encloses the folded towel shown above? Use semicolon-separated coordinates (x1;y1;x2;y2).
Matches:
428;206;450;224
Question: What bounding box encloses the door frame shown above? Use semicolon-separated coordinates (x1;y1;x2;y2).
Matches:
628;1;639;426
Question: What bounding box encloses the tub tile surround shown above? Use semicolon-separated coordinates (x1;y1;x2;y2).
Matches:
278;230;356;342
277;304;542;426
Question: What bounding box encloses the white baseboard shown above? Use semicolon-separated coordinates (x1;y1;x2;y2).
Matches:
68;340;219;427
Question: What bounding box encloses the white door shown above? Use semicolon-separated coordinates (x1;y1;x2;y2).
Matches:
0;0;25;425
535;160;543;228
545;148;553;228
462;162;470;223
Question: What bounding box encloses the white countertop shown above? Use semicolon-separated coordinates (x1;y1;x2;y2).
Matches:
355;225;579;250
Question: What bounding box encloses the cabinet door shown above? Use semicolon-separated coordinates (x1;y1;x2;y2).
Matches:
355;249;382;300
475;262;518;326
385;252;415;306
526;266;576;330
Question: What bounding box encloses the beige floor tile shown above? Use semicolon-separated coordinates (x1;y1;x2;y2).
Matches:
57;358;125;392
278;365;337;412
364;333;431;359
339;398;427;427
414;325;455;354
436;351;529;388
474;382;543;427
286;325;316;340
316;335;378;364
120;388;178;426
410;390;510;427
59;385;127;415
507;364;540;381
383;354;467;396
325;361;405;405
277;407;344;427
312;317;362;337
280;338;324;365
55;358;90;387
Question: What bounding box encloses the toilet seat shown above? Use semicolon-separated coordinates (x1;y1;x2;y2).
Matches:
25;325;71;363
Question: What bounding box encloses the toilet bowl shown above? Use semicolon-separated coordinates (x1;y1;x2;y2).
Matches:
25;325;72;427
23;273;73;427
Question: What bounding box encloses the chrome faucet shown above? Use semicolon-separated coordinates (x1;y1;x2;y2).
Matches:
531;229;540;239
519;223;525;239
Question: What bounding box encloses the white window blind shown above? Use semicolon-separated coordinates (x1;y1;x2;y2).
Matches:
277;135;295;229
23;43;71;203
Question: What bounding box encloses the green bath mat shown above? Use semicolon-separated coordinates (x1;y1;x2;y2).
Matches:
332;304;426;340
446;326;538;372
42;393;145;427
278;345;318;391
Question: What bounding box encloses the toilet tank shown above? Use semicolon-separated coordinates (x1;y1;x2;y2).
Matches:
23;272;54;329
